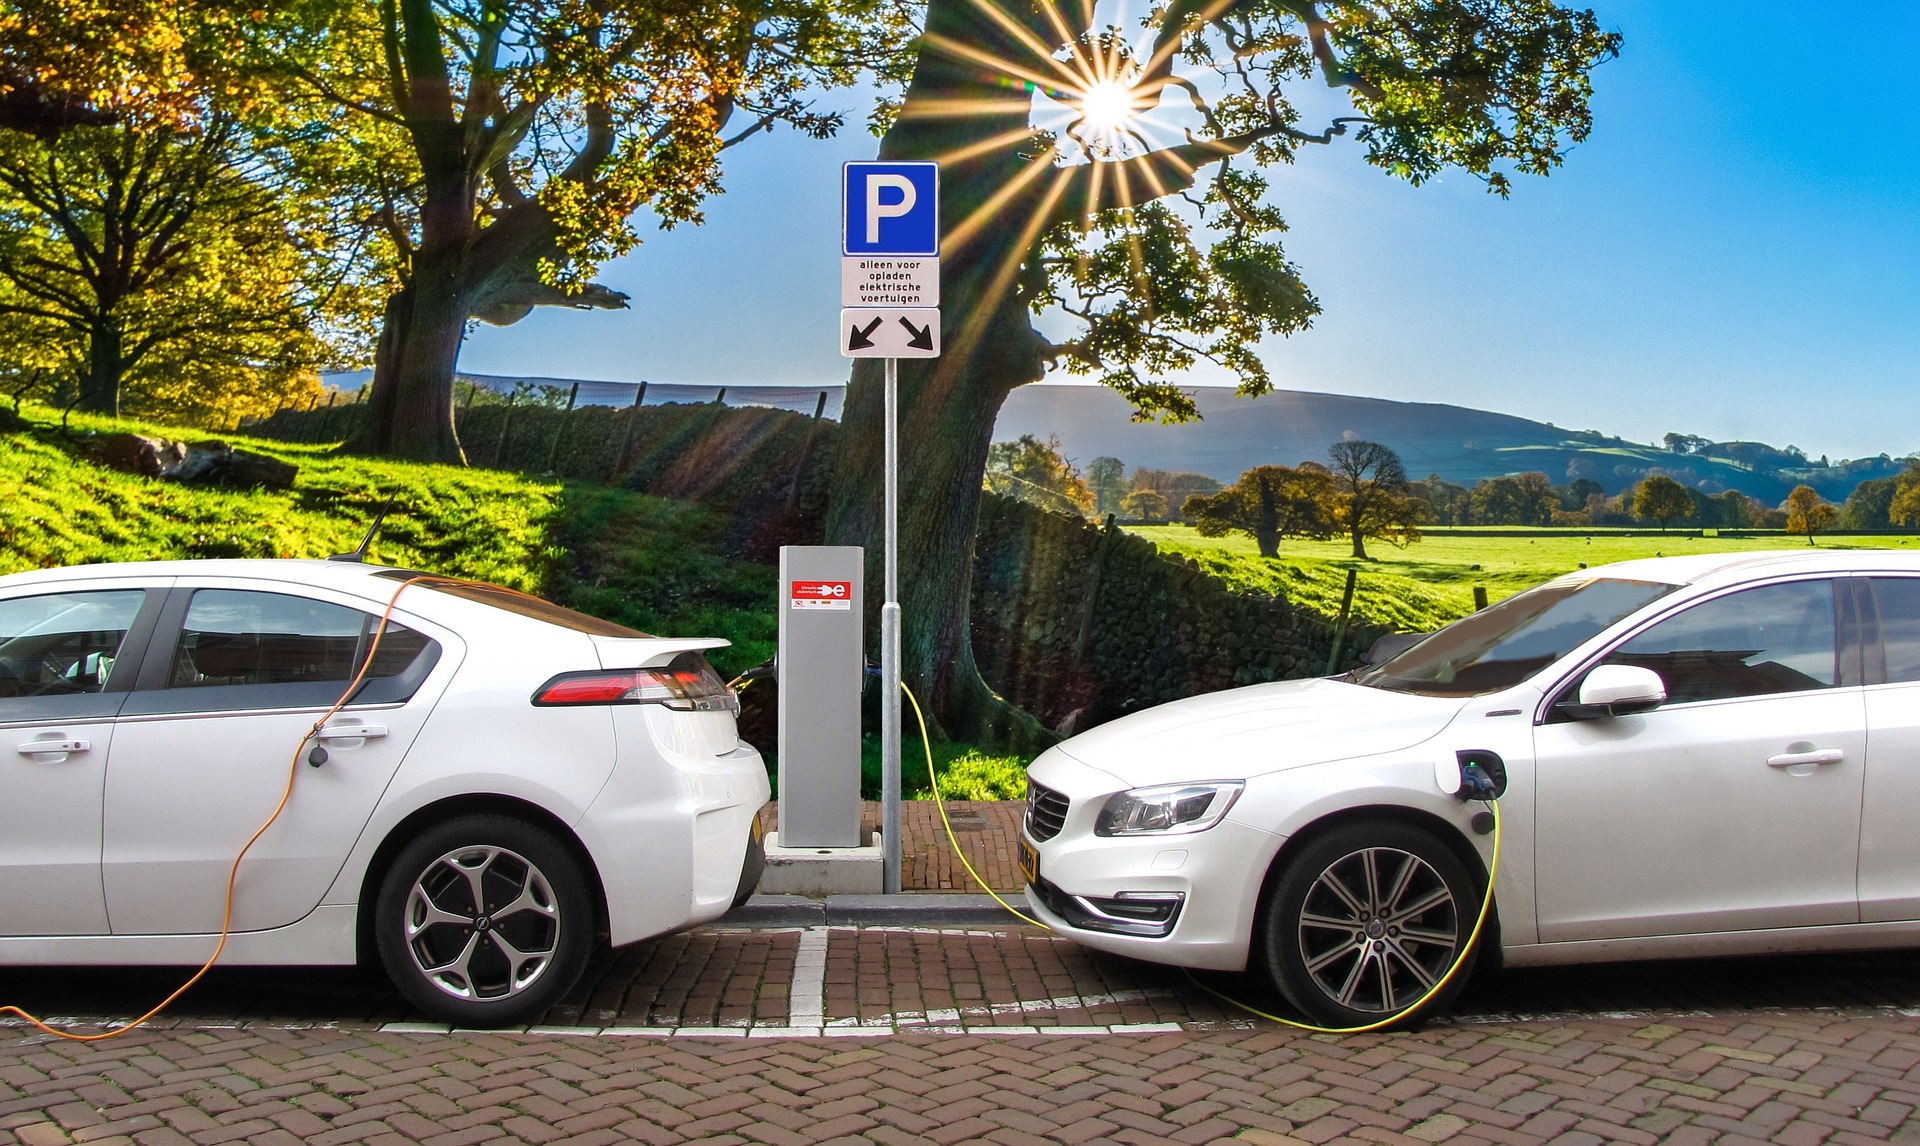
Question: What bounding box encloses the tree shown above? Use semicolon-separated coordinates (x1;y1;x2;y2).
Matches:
1085;456;1126;518
824;0;1617;745
1784;485;1838;546
1183;464;1336;557
1328;440;1421;558
0;0;210;136
983;433;1093;516
1414;474;1469;525
1633;475;1694;531
257;0;905;461
1466;472;1553;526
0;120;333;421
1120;488;1167;521
1891;480;1920;529
1128;469;1222;521
1561;477;1604;511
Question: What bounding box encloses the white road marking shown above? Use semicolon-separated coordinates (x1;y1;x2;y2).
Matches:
789;926;829;1027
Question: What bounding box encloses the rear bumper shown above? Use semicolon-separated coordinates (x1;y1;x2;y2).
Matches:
581;735;771;947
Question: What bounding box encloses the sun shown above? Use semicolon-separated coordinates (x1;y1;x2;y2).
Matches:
1077;79;1139;134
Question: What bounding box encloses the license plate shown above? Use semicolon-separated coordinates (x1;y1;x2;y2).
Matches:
1017;839;1039;887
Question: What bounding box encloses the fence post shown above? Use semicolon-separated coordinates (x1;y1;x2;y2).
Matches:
713;387;727;405
545;382;580;473
491;392;518;467
609;380;647;482
784;389;830;511
1324;567;1359;675
1473;585;1489;611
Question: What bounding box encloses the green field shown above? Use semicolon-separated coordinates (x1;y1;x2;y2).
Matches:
1131;525;1920;633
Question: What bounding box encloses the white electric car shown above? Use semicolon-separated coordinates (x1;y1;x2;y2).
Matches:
1023;549;1920;1027
0;559;768;1027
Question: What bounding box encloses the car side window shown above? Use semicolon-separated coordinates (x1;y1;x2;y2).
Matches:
0;590;146;703
167;589;429;689
1599;580;1837;705
1869;578;1920;684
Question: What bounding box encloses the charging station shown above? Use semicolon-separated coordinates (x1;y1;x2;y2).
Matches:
758;545;884;894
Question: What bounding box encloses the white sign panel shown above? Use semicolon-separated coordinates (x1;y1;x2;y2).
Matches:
839;308;941;358
841;257;939;308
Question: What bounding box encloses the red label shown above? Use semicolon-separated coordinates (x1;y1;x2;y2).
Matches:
790;580;852;610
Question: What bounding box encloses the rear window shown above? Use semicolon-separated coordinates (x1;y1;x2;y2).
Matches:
375;571;651;638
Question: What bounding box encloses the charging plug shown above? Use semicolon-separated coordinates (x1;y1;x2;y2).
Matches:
1453;750;1507;802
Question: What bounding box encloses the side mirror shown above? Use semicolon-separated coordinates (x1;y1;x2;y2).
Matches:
1363;631;1428;666
1560;664;1667;719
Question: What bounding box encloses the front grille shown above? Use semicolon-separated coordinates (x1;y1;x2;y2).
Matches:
1026;780;1070;841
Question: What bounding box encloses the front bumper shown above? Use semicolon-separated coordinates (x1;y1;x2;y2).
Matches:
1022;751;1281;971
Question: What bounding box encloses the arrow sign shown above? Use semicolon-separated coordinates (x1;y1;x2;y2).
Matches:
840;308;940;358
899;316;934;351
848;315;883;351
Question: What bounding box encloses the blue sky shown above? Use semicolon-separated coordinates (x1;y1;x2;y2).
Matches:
462;0;1920;463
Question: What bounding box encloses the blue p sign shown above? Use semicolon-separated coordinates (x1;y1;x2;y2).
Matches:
843;162;939;256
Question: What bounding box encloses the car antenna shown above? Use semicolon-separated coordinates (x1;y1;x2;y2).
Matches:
327;498;395;562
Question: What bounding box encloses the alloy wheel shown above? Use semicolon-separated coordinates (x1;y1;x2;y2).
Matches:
1295;845;1461;1014
403;844;560;1003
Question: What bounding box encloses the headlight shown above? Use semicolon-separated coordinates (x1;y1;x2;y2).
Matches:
1094;782;1244;836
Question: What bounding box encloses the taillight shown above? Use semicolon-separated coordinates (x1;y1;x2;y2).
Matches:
533;652;740;715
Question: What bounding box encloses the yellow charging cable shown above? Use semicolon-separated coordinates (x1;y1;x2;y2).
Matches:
904;680;1501;1034
0;570;548;1042
902;682;1050;928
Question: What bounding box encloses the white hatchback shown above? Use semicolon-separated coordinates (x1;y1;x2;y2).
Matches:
0;559;768;1026
1023;550;1920;1027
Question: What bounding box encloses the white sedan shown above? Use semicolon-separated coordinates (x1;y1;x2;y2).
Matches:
0;559;768;1027
1022;550;1920;1027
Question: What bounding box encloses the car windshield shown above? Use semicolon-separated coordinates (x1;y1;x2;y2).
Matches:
1353;576;1679;697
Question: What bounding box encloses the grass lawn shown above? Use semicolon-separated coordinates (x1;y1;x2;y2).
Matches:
1132;525;1920;633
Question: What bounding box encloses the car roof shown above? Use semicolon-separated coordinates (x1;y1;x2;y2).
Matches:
0;558;406;592
1570;547;1920;591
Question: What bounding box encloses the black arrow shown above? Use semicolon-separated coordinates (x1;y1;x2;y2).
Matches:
899;315;934;351
848;316;883;351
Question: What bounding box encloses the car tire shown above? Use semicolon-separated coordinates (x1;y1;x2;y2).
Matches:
1258;819;1485;1030
373;815;595;1028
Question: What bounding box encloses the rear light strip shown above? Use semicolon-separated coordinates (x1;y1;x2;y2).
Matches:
533;656;739;715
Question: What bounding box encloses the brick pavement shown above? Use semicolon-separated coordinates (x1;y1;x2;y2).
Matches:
6;1008;1920;1144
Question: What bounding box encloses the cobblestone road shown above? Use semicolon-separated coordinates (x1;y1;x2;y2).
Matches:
7;924;1920;1143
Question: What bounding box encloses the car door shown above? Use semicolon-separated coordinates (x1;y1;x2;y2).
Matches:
1858;575;1920;923
1532;577;1866;942
0;582;165;936
102;581;453;935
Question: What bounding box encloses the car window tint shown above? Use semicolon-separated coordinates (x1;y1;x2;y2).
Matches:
1869;578;1920;684
0;590;145;699
1603;580;1836;704
168;589;428;689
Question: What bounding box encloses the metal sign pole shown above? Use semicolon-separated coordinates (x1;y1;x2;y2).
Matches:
881;356;902;893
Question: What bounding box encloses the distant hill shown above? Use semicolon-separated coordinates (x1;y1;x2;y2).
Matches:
994;384;1910;505
323;371;1908;504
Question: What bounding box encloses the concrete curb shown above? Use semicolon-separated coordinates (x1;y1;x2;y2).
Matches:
715;893;1026;929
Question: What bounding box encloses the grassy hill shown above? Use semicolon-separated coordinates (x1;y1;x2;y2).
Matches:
0;405;776;676
1133;524;1920;634
997;384;1912;503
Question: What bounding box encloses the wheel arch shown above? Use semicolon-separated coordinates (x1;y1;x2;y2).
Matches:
354;793;611;965
1251;802;1502;970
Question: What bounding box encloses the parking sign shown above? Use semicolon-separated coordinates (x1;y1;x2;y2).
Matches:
842;162;939;256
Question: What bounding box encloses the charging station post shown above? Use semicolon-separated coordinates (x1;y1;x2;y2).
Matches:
841;160;941;894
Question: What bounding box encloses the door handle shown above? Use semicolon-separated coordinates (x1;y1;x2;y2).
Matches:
314;724;388;741
16;738;90;756
1767;748;1844;768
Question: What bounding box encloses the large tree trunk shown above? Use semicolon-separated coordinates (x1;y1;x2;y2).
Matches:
824;0;1059;751
352;260;469;463
81;319;120;415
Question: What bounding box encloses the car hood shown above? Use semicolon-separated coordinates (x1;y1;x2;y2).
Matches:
1052;677;1468;787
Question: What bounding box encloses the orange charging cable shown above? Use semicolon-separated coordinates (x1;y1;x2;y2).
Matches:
0;571;441;1041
